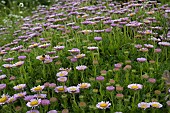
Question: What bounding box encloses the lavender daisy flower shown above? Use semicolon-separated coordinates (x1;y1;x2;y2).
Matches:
67;86;80;93
24;94;35;101
2;64;14;69
13;84;26;90
70;58;78;63
47;110;58;113
76;65;87;71
55;86;67;93
18;56;27;60
106;86;115;91
54;46;65;51
87;47;98;51
0;74;6;80
13;61;24;67
26;110;40;113
38;43;51;48
68;48;80;55
74;54;85;59
34;94;47;99
137;58;147;62
135;44;142;49
7;96;17;103
57;77;67;82
3;58;14;62
158;42;170;46
14;92;27;98
41;99;50;106
144;44;154;48
77;83;91;89
0;84;6;90
96;76;105;81
56;71;68;77
49;83;56;88
44;58;53;64
94;37;102;41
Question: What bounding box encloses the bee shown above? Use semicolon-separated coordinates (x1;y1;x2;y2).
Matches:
40;54;46;61
42;54;45;58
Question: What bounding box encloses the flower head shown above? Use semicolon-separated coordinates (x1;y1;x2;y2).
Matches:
127;84;143;90
7;96;17;103
56;71;68;77
0;84;6;90
47;110;58;113
150;102;163;108
138;102;150;110
41;99;50;106
13;84;26;90
57;77;67;82
2;64;13;69
106;86;115;91
26;110;40;113
13;61;24;67
96;101;111;109
137;58;147;62
31;85;44;92
0;74;6;80
55;86;67;93
77;83;91;89
0;94;9;105
26;99;41;108
76;65;87;71
14;92;27;98
67;86;80;93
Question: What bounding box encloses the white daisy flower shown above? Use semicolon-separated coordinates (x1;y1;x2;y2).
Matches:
77;83;91;89
26;99;41;108
127;84;143;90
138;102;150;110
96;101;111;109
13;84;26;90
56;71;68;77
150;102;163;108
31;85;44;92
67;86;80;93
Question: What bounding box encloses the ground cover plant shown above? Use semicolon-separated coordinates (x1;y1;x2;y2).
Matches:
0;0;170;113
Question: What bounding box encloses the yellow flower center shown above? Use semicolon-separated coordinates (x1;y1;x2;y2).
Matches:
33;44;38;46
60;26;65;28
58;87;64;91
59;73;64;76
129;13;135;17
34;86;42;91
6;66;10;68
15;61;22;65
145;31;151;34
152;103;159;108
76;54;83;58
141;104;147;108
0;96;8;103
8;98;14;103
70;87;77;91
100;103;108;108
17;93;24;97
30;100;39;106
17;86;22;89
80;84;87;88
131;85;139;89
